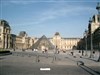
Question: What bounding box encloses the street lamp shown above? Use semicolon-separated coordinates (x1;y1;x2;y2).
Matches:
55;36;57;54
84;29;88;56
89;17;93;58
52;35;57;62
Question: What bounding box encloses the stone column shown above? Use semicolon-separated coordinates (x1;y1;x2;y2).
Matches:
8;34;11;49
5;34;7;49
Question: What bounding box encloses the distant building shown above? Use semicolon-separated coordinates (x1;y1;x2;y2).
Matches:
32;32;81;51
10;34;16;49
15;31;34;50
50;32;80;51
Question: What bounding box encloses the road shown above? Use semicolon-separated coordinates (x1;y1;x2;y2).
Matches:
0;50;100;75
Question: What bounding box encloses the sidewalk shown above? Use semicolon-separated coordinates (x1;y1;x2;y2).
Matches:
71;50;100;61
67;50;100;74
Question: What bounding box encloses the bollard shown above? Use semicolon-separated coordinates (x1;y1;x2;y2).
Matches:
73;56;76;58
36;55;40;62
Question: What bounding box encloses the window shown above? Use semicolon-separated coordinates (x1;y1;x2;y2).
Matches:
0;28;1;33
93;16;95;22
98;16;100;22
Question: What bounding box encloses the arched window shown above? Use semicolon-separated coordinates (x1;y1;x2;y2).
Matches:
93;16;95;22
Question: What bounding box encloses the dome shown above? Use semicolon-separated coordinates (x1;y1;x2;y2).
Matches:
55;32;60;36
19;31;27;37
0;19;10;28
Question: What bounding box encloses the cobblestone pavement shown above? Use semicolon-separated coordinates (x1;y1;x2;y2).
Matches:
0;50;100;75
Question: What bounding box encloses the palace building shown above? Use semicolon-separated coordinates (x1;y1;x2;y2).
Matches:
0;20;80;51
31;32;81;51
0;20;35;50
15;31;34;50
77;2;100;50
49;32;80;51
0;20;11;49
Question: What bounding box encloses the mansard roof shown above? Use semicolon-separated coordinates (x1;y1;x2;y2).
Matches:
0;19;10;28
55;32;60;36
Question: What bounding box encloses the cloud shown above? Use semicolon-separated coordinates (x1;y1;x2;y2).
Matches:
11;2;95;26
34;4;95;24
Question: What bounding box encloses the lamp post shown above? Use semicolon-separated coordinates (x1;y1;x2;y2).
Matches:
53;35;57;62
84;29;88;56
89;17;93;58
55;35;57;54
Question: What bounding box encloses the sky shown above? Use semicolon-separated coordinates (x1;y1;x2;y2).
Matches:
0;0;100;38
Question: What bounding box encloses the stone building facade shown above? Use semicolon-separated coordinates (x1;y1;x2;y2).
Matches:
49;32;80;51
93;27;100;50
88;15;100;34
15;31;34;50
0;20;34;50
77;3;100;50
0;20;11;49
87;14;100;50
32;32;80;51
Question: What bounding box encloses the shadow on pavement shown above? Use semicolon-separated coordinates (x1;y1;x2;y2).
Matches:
0;57;5;60
78;62;100;75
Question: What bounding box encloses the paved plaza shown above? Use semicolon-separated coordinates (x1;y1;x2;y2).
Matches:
0;50;100;75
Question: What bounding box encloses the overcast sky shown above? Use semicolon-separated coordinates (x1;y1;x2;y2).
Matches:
0;0;99;38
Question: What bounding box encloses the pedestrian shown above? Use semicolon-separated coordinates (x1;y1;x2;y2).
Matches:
82;50;84;56
71;52;73;55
